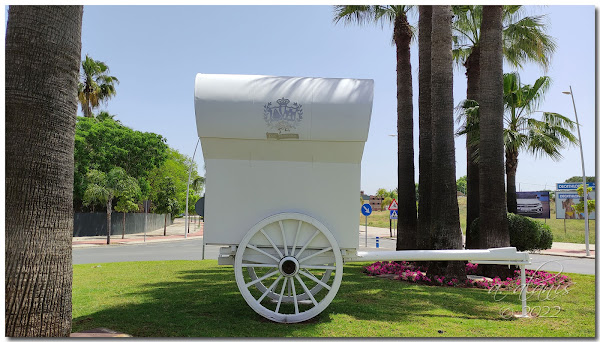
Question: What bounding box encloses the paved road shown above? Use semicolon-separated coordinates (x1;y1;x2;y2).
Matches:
73;237;595;275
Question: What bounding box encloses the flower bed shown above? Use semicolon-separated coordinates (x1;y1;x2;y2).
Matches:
363;261;571;291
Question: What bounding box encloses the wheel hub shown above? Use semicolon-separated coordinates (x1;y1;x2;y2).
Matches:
279;256;299;277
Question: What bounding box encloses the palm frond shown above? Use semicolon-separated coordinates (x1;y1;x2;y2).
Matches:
502;14;556;70
332;5;376;26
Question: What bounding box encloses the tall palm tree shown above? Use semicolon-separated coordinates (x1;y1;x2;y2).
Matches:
417;5;433;250
78;55;119;118
478;5;510;252
457;73;578;215
452;5;556;247
5;5;83;337
427;5;465;280
334;5;418;250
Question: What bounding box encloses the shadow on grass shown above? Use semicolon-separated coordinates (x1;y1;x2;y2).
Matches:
72;261;519;337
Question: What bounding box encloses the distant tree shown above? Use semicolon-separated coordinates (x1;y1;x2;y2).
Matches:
456;175;467;195
154;177;179;236
382;197;393;210
5;5;83;336
83;168;139;244
191;176;205;196
376;188;388;198
573;185;596;217
148;148;201;214
114;180;141;239
78;55;119;117
565;176;596;183
74;116;168;210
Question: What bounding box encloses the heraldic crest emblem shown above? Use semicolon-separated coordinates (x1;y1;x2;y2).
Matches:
264;97;303;133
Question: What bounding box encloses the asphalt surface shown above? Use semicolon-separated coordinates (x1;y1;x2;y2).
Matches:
73;236;595;275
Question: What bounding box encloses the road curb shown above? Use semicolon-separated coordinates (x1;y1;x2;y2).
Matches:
537;251;595;259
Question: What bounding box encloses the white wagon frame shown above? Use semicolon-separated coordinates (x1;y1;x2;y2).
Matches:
194;74;531;323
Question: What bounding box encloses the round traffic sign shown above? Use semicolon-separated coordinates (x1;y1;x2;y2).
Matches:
361;203;372;216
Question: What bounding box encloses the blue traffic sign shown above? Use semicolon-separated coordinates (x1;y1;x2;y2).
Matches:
390;210;398;219
361;203;373;216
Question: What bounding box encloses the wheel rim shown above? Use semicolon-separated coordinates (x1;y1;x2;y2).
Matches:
234;213;343;323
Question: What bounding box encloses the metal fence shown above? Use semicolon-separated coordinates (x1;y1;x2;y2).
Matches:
73;212;173;237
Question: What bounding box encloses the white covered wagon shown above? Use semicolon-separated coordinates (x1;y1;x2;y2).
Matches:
194;73;530;323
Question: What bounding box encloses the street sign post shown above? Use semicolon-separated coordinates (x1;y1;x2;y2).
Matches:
388;203;399;237
361;203;372;247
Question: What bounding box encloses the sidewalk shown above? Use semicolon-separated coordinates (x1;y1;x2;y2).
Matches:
72;217;203;248
537;241;595;259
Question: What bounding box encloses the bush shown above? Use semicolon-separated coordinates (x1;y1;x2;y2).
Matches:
537;223;554;251
506;213;540;251
469;213;553;252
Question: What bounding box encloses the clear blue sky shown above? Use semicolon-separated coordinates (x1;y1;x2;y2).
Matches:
10;5;596;195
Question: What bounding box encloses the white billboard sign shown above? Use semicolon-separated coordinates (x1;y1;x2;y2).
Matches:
556;191;596;220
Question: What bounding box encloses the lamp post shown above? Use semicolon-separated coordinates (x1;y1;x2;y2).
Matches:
562;86;589;256
185;138;200;239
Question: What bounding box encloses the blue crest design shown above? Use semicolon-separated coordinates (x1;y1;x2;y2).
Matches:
264;97;303;132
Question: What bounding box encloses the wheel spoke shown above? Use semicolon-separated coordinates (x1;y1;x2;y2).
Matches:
295;229;320;259
291;221;302;256
291;277;299;314
298;247;333;263
295;275;318;306
260;229;283;259
298;270;332;290
241;263;278;268
257;275;282;303
300;264;336;270
278;221;288;256
246;269;280;288
246;244;279;262
275;278;288;314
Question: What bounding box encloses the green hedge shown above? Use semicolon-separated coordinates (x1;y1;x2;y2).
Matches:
469;213;553;251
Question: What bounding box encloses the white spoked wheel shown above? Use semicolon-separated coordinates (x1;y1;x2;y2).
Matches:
234;213;343;323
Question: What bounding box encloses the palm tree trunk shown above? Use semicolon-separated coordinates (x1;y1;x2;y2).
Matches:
394;12;418;251
84;93;93;118
478;5;511;278
427;5;465;280
5;5;82;337
506;149;519;214
106;199;112;245
122;212;126;239
464;45;481;249
417;5;433;250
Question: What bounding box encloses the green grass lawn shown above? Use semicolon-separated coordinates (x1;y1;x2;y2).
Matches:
361;197;596;244
72;260;595;337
